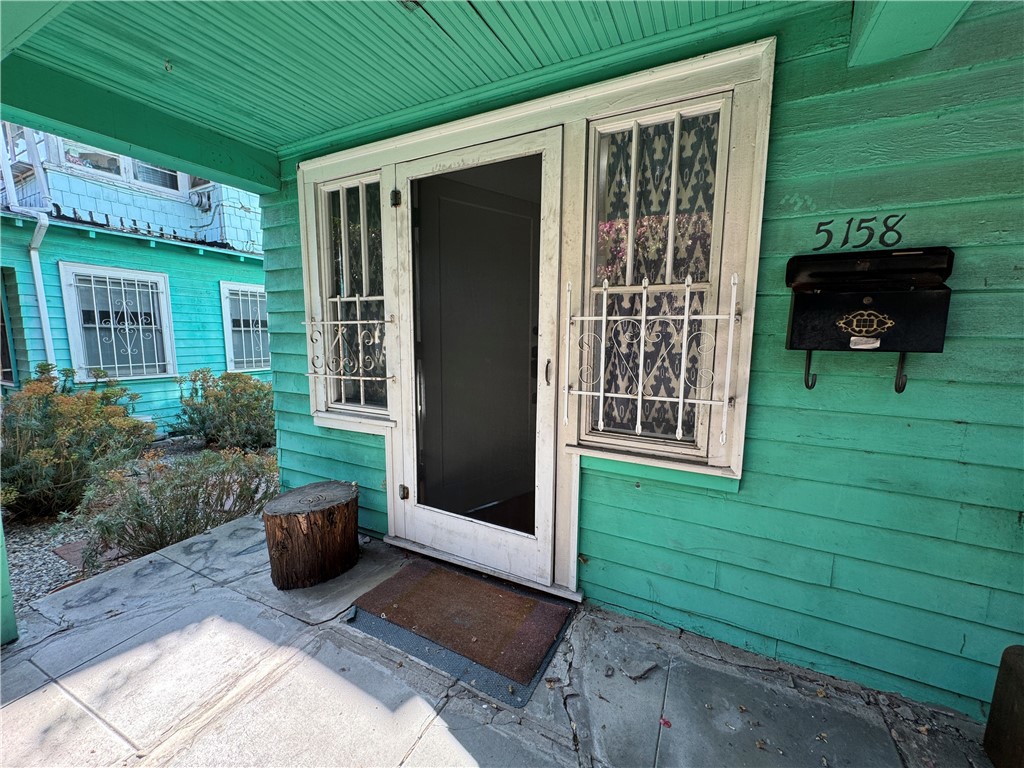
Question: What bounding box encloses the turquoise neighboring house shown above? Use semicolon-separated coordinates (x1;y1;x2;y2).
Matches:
1;0;1021;723
0;123;269;432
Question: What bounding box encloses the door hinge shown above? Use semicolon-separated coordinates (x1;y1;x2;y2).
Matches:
398;483;409;500
390;189;401;207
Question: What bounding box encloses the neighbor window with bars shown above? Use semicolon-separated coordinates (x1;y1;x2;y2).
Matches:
566;97;742;464
60;263;174;380
220;282;269;371
308;177;389;414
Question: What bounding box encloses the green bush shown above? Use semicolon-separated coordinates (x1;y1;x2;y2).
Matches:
0;364;154;519
176;368;275;450
75;448;278;569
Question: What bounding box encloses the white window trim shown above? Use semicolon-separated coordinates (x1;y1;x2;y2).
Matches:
568;93;740;470
304;169;396;429
58;138;191;198
297;38;774;480
219;281;270;372
59;261;177;382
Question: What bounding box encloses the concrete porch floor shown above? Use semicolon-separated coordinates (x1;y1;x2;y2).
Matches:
1;516;991;768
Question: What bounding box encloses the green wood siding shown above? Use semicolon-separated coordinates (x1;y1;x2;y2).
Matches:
262;183;389;535
0;216;269;431
266;1;1023;716
575;3;1024;719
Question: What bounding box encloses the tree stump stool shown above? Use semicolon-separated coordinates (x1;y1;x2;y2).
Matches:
263;481;359;590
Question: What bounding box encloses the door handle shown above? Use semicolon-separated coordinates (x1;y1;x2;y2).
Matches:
545;359;551;386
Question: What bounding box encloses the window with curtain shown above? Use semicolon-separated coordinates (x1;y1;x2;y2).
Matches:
568;97;744;465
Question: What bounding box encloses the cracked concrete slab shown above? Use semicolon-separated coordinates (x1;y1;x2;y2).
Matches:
51;591;309;751
27;553;212;626
143;624;444;767
225;537;408;624
18;603;188;680
0;656;50;705
1;523;995;768
404;690;577;768
0;608;62;657
158;515;270;584
657;656;902;767
563;611;672;767
1;681;137;767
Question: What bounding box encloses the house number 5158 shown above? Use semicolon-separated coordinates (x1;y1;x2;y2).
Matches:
812;214;906;251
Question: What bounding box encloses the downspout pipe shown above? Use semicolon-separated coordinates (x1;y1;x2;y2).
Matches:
0;128;54;366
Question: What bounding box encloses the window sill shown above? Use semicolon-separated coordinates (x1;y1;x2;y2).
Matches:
73;372;177;385
569;445;741;493
313;409;395;435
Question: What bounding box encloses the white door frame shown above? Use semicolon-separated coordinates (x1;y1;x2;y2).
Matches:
296;39;776;598
388;128;562;588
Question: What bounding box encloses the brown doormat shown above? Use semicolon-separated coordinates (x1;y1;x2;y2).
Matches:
355;559;572;685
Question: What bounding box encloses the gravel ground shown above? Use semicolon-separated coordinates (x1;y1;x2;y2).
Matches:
5;516;88;617
4;437;207;618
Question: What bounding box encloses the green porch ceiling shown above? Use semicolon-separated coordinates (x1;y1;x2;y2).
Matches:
0;0;67;59
1;0;949;189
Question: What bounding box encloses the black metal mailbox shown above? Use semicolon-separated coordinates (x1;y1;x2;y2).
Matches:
785;247;954;392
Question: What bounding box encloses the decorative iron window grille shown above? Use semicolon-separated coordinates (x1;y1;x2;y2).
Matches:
222;284;269;370
563;274;738;447
72;273;169;378
307;180;391;410
569;103;742;455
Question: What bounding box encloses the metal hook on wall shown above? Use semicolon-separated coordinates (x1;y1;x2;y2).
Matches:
894;352;908;394
804;350;817;390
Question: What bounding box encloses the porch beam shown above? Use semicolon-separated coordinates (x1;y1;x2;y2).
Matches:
1;1;69;60
848;0;972;68
0;55;280;193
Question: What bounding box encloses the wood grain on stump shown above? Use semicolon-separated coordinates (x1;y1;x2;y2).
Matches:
262;481;359;590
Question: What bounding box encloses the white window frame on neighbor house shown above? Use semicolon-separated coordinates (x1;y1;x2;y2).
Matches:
220;281;270;372
59;138;191;197
59;262;177;382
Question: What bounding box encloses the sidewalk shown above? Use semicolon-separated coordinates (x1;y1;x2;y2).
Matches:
1;516;990;767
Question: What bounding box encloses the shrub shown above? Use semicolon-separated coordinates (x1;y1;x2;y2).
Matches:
0;364;154;519
176;368;275;451
75;448;278;569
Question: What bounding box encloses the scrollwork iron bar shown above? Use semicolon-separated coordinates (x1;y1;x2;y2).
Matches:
598;279;609;431
304;302;393;388
563;273;741;444
634;278;650;435
674;275;693;440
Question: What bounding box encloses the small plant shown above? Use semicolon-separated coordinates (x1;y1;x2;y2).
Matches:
0;364;154;519
75;449;278;570
175;368;275;450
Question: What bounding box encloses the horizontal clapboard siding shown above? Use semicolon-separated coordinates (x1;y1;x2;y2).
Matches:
577;2;1024;718
1;217;268;430
265;1;1023;716
262;181;389;536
